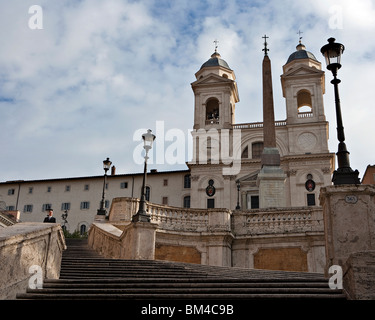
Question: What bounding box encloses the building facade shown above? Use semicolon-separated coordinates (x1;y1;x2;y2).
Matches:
0;41;334;240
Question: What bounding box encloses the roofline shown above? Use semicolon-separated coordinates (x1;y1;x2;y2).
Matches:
0;169;191;185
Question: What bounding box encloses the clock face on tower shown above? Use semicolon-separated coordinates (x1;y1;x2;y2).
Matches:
297;132;317;151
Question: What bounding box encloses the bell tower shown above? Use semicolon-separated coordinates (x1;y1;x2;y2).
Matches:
191;50;239;131
281;41;326;124
281;41;330;155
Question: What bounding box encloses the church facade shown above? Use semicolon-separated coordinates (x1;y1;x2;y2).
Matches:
188;42;334;211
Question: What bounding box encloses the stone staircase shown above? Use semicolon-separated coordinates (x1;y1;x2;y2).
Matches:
17;238;347;300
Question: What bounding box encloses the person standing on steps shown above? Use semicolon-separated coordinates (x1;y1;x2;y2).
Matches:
43;208;56;223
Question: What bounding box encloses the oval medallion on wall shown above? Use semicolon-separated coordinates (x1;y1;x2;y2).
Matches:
206;179;216;197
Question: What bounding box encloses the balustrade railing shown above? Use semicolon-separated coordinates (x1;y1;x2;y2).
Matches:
108;198;323;236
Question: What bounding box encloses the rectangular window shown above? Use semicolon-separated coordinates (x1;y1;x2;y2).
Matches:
251;196;259;209
120;182;128;189
65;185;71;192
163;179;168;186
80;201;90;210
162;197;168;205
207;199;215;209
105;200;110;209
145;186;150;201
307;194;316;206
8;189;15;195
28;187;33;194
42;203;52;211
24;204;33;213
47;186;52;193
61;202;71;211
184;174;191;189
183;196;191;208
6;206;15;210
84;184;89;191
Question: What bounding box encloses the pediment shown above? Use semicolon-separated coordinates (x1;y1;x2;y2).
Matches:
238;170;260;183
282;65;324;77
191;73;234;86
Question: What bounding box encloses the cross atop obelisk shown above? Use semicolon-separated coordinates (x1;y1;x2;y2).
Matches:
262;34;269;56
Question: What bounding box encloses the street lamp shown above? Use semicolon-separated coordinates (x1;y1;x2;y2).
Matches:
97;157;112;216
320;38;360;185
235;180;241;210
132;129;156;222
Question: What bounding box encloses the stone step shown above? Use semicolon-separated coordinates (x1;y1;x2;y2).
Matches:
16;292;347;300
41;279;333;289
24;287;344;295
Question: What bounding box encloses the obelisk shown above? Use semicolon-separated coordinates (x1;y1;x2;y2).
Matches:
257;35;286;208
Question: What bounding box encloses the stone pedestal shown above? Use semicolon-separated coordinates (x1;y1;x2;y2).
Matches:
320;185;375;273
257;164;286;208
121;222;158;260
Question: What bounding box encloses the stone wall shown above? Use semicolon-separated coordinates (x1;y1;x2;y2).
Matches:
0;222;66;299
343;250;375;300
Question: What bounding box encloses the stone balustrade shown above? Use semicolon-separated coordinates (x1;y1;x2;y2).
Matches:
232;207;324;236
232;120;286;129
108;197;323;237
108;197;232;233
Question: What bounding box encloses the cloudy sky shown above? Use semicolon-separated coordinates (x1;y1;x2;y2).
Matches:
1;0;374;181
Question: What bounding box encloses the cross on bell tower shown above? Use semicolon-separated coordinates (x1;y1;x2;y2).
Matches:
214;39;219;53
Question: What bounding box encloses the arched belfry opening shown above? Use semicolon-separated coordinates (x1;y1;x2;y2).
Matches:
297;90;313;114
206;98;220;124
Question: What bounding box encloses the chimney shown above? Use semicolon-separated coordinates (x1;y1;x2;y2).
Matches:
111;165;116;175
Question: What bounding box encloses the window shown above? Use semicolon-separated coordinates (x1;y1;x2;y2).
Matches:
162;197;168;205
80;224;87;235
84;184;90;191
252;142;264;159
28;187;33;194
105;200;110;208
42;203;52;211
61;202;71;211
207;199;215;208
163;179;168;186
6;206;15;210
241;146;249;159
65;185;71;192
24;204;33;213
307;194;316;206
47;186;52;192
184;174;191;189
205;98;220;124
183;196;191;208
120;182;128;189
8;189;15;195
80;201;90;210
251;196;259;209
145;186;150;201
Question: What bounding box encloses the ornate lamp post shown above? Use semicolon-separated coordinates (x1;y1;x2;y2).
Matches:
320;38;360;185
235;180;241;210
97;157;112;216
132;129;156;222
